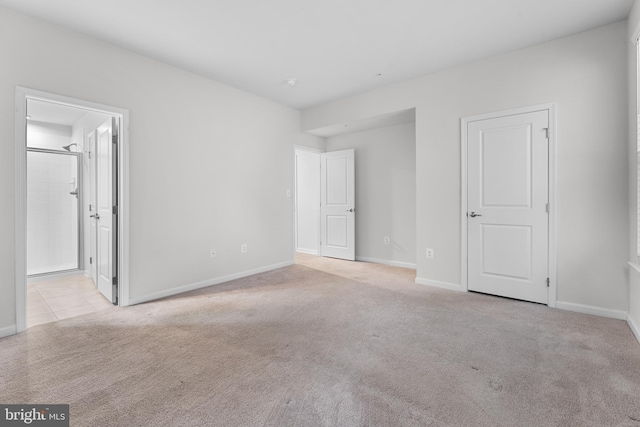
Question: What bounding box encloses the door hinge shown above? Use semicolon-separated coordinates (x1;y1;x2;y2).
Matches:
112;205;118;215
546;203;550;213
546;277;550;287
543;128;550;139
89;257;93;265
112;277;118;286
112;135;117;144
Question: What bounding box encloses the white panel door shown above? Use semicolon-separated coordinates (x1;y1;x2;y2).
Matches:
467;110;549;304
88;131;97;284
320;149;355;260
96;118;118;303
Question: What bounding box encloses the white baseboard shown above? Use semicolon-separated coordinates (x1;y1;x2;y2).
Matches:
128;261;294;305
628;315;640;345
27;270;85;283
296;248;319;255
556;301;628;320
0;325;17;339
356;256;416;269
415;277;462;292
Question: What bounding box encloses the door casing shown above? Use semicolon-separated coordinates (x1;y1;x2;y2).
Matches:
460;103;557;307
14;86;130;333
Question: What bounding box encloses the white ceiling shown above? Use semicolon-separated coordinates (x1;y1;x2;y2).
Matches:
1;0;634;110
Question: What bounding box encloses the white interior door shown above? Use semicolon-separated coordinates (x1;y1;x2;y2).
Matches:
320;149;355;260
96;118;118;303
467;110;549;304
88;130;97;284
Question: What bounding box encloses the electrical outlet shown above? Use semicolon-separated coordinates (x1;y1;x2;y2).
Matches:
384;236;390;245
426;248;434;259
209;249;217;259
241;244;248;253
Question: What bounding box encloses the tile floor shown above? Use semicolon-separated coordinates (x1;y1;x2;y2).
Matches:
27;274;114;328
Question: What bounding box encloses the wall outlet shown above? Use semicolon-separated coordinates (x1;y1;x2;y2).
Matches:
241;244;248;253
426;248;434;259
384;236;390;245
209;249;217;259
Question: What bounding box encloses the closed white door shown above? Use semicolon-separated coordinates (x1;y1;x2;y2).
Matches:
320;149;355;260
467;110;549;304
96;118;118;303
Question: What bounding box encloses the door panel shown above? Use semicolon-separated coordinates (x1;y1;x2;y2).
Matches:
467;110;548;304
88;131;97;283
321;149;355;260
96;118;117;303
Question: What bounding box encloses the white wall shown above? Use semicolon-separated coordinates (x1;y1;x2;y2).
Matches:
26;148;79;275
628;1;640;342
303;21;629;313
295;148;321;254
0;6;319;333
325;123;416;267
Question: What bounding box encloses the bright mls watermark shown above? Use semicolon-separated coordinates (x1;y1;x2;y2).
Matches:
0;405;68;426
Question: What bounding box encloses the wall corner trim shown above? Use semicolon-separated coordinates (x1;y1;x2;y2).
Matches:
556;301;628;320
128;261;294;305
628;315;640;346
415;277;461;292
356;257;416;269
0;325;18;339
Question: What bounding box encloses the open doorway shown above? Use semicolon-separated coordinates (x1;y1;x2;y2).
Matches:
294;113;417;269
15;87;130;332
294;147;356;261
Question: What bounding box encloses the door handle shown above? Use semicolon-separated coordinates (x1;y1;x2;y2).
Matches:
346;208;355;213
468;212;482;217
90;214;100;220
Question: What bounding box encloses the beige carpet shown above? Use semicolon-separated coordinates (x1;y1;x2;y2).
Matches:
1;255;640;426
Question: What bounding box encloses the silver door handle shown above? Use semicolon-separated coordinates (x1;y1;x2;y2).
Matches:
90;214;100;220
346;208;355;212
468;212;482;217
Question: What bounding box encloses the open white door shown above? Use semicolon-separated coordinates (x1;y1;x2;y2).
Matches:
87;130;97;284
320;149;355;260
466;110;549;304
95;117;118;303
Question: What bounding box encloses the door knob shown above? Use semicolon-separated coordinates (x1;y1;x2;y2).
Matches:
468;212;482;217
90;214;100;220
346;208;355;213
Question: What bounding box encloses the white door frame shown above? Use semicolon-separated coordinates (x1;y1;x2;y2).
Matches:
460;103;557;307
14;86;131;333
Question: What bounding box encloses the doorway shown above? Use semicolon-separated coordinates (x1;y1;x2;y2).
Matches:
15;87;130;332
294;147;356;261
461;104;556;306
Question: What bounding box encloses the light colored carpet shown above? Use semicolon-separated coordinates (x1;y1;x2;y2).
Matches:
1;255;639;426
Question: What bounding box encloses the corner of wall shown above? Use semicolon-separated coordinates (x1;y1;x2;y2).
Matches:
0;325;17;339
